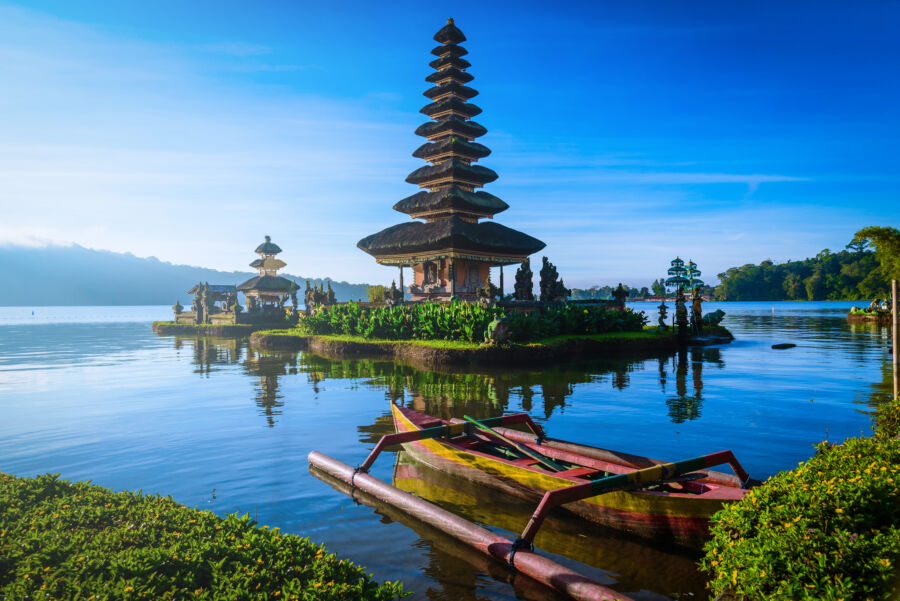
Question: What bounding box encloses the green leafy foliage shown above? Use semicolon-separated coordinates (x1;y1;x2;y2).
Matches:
714;228;900;300
0;473;407;601
701;399;900;600
297;301;647;343
366;285;387;303
853;227;900;283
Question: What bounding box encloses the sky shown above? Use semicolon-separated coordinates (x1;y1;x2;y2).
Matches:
1;1;898;287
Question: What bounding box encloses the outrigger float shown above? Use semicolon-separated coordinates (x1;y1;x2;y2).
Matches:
308;403;755;601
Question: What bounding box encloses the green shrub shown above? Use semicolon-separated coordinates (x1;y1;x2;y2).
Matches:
701;405;900;600
298;301;646;343
874;397;900;439
0;473;407;601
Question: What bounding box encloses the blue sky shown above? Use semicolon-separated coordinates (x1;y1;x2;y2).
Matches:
1;1;897;287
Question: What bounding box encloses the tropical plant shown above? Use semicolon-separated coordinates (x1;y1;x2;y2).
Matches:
298;301;646;343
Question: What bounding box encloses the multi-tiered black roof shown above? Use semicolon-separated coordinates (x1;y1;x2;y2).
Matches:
358;19;545;263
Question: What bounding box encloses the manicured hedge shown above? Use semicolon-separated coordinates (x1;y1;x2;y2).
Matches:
0;473;407;600
299;301;646;343
701;399;900;600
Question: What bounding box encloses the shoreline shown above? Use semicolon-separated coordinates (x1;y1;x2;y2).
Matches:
248;327;734;367
152;321;291;337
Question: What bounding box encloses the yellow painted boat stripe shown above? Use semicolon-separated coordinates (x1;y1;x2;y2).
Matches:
391;405;721;519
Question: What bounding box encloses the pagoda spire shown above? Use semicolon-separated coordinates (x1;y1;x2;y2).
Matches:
357;20;544;302
396;18;507;220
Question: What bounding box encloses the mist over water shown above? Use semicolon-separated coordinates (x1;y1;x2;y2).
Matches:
0;301;892;601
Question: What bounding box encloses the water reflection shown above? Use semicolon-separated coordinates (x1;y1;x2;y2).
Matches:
243;347;300;428
169;323;896;438
661;347;726;423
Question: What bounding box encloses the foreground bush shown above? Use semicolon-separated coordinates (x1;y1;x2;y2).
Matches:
0;473;407;600
299;301;646;343
701;399;900;600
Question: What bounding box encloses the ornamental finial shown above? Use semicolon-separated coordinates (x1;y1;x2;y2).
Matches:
265;235;271;242
447;17;454;25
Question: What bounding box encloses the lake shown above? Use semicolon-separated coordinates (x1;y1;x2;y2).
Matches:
0;301;893;600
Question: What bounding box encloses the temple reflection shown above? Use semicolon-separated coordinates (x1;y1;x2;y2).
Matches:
173;335;741;428
657;347;725;423
242;346;299;428
178;336;243;376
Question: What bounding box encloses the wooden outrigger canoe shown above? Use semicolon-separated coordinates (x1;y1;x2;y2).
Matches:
385;403;752;548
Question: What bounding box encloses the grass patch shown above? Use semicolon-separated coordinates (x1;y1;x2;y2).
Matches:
701;398;900;600
315;334;482;350
0;473;407;600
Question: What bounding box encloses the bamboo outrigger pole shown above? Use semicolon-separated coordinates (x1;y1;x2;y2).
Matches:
308;451;636;601
894;279;898;399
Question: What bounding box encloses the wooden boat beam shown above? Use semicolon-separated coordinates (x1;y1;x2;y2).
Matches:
493;426;752;488
356;412;546;474
518;450;748;546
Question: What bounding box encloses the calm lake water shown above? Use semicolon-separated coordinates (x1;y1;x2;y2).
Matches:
0;302;893;600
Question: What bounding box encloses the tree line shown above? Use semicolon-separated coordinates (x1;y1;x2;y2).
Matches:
568;227;900;302
713;226;900;301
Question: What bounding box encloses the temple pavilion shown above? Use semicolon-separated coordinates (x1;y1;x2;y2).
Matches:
357;19;545;301
237;236;295;312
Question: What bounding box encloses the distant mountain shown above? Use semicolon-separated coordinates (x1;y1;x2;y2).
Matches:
0;244;370;306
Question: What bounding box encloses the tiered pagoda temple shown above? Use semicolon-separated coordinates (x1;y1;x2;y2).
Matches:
238;236;295;312
358;19;545;301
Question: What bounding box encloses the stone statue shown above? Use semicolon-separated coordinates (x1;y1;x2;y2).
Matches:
675;288;688;333
484;316;510;345
703;309;726;326
172;300;183;315
612;283;628;309
191;282;202;320
386;280;403;304
289;281;299;309
539;257;570;303
657;300;668;328
691;289;703;332
514;259;535;301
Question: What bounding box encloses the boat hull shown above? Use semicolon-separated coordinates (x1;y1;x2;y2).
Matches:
392;404;743;546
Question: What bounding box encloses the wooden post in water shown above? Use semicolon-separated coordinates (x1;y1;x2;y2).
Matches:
893;279;898;399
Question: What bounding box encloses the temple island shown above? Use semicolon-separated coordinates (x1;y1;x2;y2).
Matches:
357;19;545;301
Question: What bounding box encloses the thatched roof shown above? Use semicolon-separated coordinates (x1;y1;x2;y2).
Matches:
430;43;467;58
415;116;486;139
413;137;490;161
423;82;478;100
420;97;481;119
237;274;294;292
254;235;282;254
187;284;236;294
358;216;545;257
406;159;497;187
393;186;509;216
433;19;466;44
425;67;473;85
429;56;471;71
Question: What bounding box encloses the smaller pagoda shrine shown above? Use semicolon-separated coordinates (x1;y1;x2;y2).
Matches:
238;236;295;313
